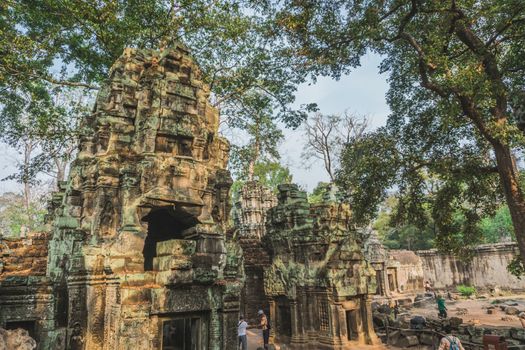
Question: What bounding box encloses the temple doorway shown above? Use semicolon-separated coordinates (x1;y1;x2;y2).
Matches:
346;310;358;341
275;297;292;340
142;207;196;271
161;314;208;350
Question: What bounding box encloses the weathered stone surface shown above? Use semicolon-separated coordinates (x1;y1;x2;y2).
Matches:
395;335;419;347
234;181;276;322
263;183;379;348
419;332;435;345
507;307;520;315
0;328;36;350
0;46;243;350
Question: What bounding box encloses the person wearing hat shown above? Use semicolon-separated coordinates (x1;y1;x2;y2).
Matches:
258;309;269;349
238;315;248;350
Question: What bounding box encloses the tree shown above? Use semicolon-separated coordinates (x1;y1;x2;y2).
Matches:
0;83;87;205
479;205;514;243
2;0;314;129
230;161;292;204
227;92;286;181
0;191;48;237
257;0;525;267
1;1;316;199
302;111;367;181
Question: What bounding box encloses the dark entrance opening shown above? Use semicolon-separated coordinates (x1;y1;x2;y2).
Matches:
161;314;208;350
142;207;197;271
5;320;36;340
376;271;383;295
388;273;396;292
275;297;292;339
346;310;358;341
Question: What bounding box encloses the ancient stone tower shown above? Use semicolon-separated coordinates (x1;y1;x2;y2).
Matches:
263;184;379;349
233;181;277;322
45;46;243;349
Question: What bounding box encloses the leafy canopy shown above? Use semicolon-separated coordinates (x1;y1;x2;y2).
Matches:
252;0;525;259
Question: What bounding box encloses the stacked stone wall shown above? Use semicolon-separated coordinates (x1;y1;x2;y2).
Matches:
0;233;49;277
417;243;525;291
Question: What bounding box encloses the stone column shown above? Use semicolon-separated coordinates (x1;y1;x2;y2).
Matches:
268;298;276;343
221;300;240;350
362;295;381;345
290;300;302;344
209;307;221;350
307;291;317;342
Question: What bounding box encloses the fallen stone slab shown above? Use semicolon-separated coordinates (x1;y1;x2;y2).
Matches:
419;332;435;345
395;335;420;347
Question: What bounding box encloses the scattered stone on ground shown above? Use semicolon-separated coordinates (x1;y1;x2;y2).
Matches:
0;328;36;350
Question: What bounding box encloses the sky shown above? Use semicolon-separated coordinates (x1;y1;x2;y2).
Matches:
0;53;390;194
280;53;390;191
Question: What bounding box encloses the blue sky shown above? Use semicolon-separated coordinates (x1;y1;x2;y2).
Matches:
0;53;390;194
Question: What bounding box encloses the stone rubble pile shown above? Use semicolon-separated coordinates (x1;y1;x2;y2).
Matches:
0;328;37;350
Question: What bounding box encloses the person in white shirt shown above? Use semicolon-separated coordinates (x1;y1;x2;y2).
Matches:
238;315;248;350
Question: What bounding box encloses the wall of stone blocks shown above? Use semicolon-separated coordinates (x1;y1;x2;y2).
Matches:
417;243;525;291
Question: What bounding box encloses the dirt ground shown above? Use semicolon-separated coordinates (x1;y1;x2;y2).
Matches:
246;329;398;350
243;296;525;349
407;295;525;328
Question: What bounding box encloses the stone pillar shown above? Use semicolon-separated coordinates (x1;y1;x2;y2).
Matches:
209;307;221;350
307;291;317;342
336;304;348;345
290;300;302;344
268;298;276;343
221;302;239;350
362;295;381;345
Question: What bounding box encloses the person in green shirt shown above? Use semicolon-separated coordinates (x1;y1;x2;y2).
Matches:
437;295;447;318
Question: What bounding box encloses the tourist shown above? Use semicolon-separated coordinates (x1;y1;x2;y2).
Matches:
437;295;447;319
238;315;248;350
425;280;432;293
393;301;400;320
519;312;525;329
258;309;270;350
438;325;465;350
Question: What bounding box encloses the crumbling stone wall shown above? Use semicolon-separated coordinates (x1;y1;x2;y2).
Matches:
389;250;425;294
233;181;277;322
0;233;58;348
263;184;380;348
0;233;49;277
39;45;243;350
418;243;525;291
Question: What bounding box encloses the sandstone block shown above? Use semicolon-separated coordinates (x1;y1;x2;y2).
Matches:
419;332;435;345
506;307;520;315
156;239;196;256
395;335;419;347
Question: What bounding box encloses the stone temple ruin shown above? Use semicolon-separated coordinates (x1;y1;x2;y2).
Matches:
1;45;525;350
262;184;379;348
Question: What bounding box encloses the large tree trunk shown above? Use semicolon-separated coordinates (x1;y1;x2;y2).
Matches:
22;139;33;212
493;142;525;265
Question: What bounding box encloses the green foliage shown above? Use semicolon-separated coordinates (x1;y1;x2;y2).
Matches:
507;256;525;279
228;92;286;181
2;1;316;189
456;285;476;297
479;205;514;243
0;192;47;237
255;0;525;258
308;182;330;204
374;196;435;250
230;161;292;204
